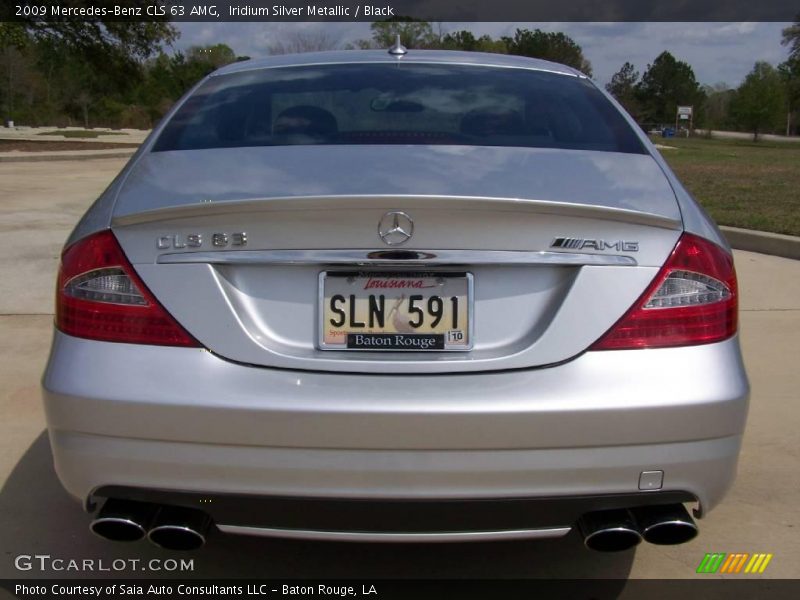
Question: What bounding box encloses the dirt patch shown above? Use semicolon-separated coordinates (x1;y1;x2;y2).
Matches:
0;139;139;152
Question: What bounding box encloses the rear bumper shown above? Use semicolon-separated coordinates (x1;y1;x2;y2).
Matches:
42;331;748;527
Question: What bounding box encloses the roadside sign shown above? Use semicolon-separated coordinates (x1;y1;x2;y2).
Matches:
675;106;694;135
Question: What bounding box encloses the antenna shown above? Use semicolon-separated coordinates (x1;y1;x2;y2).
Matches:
388;34;407;56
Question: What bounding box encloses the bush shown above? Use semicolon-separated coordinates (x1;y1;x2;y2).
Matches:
118;105;151;129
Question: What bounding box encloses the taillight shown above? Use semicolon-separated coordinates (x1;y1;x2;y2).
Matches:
56;230;200;347
591;233;737;350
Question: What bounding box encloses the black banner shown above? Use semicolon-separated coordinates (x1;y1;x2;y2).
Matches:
2;0;799;22
3;579;800;600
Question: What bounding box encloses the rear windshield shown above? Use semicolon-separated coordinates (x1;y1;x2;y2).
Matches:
153;63;645;154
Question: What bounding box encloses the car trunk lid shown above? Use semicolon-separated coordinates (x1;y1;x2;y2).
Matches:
112;145;682;373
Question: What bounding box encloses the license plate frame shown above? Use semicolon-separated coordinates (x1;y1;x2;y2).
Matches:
318;271;474;352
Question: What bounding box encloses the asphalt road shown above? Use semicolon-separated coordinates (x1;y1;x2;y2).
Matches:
0;159;798;581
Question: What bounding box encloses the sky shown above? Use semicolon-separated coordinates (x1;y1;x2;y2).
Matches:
173;21;792;88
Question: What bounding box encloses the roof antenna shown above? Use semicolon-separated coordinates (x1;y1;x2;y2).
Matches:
388;34;407;56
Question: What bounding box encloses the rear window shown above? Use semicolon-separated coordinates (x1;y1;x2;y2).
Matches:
153;63;645;154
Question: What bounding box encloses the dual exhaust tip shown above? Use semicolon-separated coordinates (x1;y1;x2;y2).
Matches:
90;499;211;551
92;498;695;553
578;504;698;552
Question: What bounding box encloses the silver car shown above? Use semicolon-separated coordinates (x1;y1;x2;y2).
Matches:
42;47;748;553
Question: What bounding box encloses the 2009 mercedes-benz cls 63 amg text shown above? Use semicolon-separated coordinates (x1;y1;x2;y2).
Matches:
42;46;749;552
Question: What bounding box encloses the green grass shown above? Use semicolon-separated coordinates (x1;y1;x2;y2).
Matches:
36;129;127;138
651;136;800;237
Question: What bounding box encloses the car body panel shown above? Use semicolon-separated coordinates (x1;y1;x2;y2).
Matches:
108;145;683;372
43;332;747;513
128;262;662;373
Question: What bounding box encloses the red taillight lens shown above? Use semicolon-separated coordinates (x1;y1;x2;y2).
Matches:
591;233;737;350
56;230;200;347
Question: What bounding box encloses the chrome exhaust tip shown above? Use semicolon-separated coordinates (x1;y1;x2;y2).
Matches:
90;498;157;542
633;504;698;545
147;506;211;551
578;509;643;552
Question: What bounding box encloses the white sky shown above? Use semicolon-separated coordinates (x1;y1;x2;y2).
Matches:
173;22;792;88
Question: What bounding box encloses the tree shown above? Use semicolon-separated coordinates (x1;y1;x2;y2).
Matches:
53;44;106;128
0;45;36;120
18;15;177;62
353;18;438;49
186;44;237;70
159;48;217;94
0;14;261;128
635;51;705;127
779;13;800;134
502;29;592;76
0;22;29;50
440;31;507;53
731;62;786;141
781;14;800;62
266;30;340;55
779;58;800;135
606;62;640;118
702;83;735;135
75;91;92;128
12;5;177;94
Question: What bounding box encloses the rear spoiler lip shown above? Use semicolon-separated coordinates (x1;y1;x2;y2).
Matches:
112;194;682;231
156;248;638;268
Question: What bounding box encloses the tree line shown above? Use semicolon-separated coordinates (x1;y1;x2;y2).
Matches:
1;14;798;140
0;18;245;129
606;51;799;140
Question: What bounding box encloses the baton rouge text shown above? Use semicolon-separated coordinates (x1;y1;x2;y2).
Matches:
281;586;378;596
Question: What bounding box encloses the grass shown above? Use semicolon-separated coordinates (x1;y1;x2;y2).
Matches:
36;129;127;138
651;135;800;237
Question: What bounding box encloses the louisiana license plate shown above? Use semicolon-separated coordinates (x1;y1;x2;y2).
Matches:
319;272;473;351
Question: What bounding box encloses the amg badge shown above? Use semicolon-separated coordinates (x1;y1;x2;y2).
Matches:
551;237;639;252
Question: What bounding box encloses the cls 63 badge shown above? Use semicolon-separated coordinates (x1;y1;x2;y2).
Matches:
157;232;247;250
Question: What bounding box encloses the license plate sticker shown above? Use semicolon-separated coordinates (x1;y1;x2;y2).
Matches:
319;272;473;351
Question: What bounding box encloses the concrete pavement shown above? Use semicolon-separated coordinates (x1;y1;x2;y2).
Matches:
0;126;149;145
0;149;136;163
0;159;798;580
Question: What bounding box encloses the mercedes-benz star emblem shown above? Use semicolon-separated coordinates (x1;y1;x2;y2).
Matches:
378;211;414;246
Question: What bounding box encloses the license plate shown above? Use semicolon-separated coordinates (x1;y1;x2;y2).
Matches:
319;272;473;351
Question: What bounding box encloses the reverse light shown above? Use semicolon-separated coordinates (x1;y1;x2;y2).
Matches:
591;233;737;350
56;230;200;347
